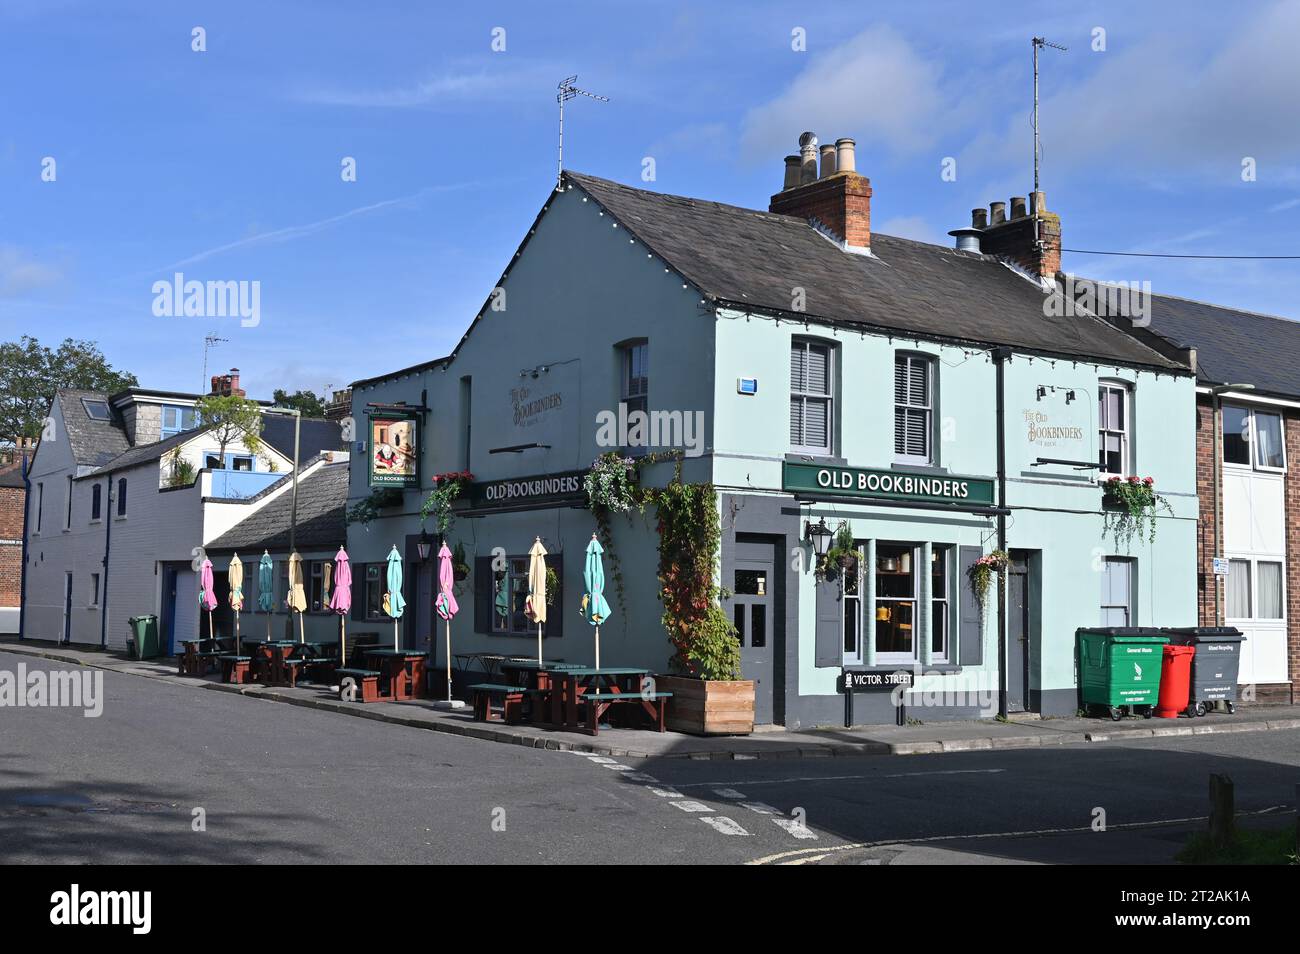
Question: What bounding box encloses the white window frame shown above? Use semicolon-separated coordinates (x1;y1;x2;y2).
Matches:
842;547;863;666
1223;404;1286;474
790;338;834;456
894;353;934;465
874;542;920;665
1098;381;1131;478
931;546;951;663
1100;557;1134;626
1225;557;1285;622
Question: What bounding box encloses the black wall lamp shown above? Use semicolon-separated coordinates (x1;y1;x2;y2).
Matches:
804;518;834;558
417;528;433;561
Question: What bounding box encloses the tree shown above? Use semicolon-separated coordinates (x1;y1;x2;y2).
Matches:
195;394;264;469
272;388;327;418
0;336;138;445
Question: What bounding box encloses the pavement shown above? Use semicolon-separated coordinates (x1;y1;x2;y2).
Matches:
5;637;1300;760
3;647;1297;864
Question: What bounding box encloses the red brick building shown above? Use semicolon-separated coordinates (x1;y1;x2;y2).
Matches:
1113;293;1300;704
0;446;34;634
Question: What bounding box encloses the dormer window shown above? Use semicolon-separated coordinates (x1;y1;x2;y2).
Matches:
82;399;110;421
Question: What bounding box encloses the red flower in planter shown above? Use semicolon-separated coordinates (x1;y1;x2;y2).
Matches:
1143;476;1155;486
1127;475;1141;484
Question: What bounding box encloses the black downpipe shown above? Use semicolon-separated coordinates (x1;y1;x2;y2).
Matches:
992;347;1011;718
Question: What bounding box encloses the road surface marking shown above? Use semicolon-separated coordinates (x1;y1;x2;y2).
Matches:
622;772;658;783
771;817;818;839
713;788;746;799
740;802;778;815
646;786;682;798
586;756;618;764
699;816;750;836
677;768;1005;789
745;804;1291;865
669;800;712;813
601;763;634;772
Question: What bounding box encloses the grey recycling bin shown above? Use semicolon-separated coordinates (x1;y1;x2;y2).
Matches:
1162;627;1245;716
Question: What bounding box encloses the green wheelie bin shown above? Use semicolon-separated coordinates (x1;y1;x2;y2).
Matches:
127;615;160;660
1076;627;1169;720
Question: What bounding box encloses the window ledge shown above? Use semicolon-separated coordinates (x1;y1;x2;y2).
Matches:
785;452;847;466
889;462;947;475
843;663;963;675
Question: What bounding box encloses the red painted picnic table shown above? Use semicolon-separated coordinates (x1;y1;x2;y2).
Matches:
363;649;428;701
499;660;586;724
556;668;659;734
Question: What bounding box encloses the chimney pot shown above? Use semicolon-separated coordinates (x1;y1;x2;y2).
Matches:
1010;196;1027;220
971;208;988;229
782;155;800;190
835;138;856;174
819;143;837;179
989;201;1007;226
1030;190;1047;214
798;131;819;184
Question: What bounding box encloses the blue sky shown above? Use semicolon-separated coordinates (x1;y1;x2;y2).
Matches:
4;0;1299;398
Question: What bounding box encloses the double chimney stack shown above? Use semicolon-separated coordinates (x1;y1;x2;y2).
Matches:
768;131;1061;280
769;132;872;253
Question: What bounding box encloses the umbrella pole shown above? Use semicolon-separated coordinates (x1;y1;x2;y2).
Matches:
393;619;399;652
266;612;271;640
298;610;305;643
235;610;240;650
340;616;347;668
595;624;600;670
208;609;214;642
537;622;543;665
445;619;453;702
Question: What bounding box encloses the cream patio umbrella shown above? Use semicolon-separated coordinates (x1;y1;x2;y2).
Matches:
287;552;308;643
228;554;245;650
525;537;548;665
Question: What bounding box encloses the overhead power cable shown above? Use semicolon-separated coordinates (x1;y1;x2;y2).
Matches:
1062;248;1300;260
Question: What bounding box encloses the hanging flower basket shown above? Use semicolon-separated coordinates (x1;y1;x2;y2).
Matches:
1101;475;1169;549
967;549;1009;623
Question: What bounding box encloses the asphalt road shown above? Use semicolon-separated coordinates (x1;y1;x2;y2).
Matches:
2;651;1297;865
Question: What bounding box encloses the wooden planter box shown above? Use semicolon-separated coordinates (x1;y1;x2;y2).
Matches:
656;675;755;736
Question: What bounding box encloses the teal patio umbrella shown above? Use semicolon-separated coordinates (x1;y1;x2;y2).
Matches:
385;545;405;650
258;551;275;641
581;534;612;668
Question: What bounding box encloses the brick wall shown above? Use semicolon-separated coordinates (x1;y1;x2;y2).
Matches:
1194;398;1219;626
0;485;24;606
1280;410;1300;703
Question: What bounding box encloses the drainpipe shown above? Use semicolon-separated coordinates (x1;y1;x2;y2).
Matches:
17;453;31;642
992;347;1012;718
99;474;113;649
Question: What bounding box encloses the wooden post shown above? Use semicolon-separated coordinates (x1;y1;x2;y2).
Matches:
1209;773;1234;849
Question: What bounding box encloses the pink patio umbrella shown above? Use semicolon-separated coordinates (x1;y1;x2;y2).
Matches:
199;558;218;642
434;542;462;707
329;547;352;666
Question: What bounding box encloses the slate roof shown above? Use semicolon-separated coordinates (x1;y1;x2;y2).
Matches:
56;390;132;468
85;428;201;477
204;461;349;554
0;459;29;489
261;416;343;461
563;172;1183;371
1139;294;1300;398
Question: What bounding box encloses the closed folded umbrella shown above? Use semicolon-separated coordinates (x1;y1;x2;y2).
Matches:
581;534;611;668
525;537;548;664
435;542;459;703
329;547;352;665
287;552;307;642
228;554;244;649
385;545;405;650
258;552;274;640
199;557;217;642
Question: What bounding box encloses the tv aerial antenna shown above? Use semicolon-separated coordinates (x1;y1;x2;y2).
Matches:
556;75;609;191
202;332;228;394
1032;37;1067;196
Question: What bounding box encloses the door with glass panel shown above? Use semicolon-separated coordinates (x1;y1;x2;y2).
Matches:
731;537;775;724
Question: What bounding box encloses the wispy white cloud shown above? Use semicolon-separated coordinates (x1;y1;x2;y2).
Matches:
293;63;558;108
152;184;477;272
0;245;62;296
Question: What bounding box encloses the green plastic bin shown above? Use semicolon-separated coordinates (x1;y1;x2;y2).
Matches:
1076;627;1169;720
128;615;160;660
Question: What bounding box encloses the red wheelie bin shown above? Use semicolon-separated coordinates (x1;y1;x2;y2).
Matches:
1154;643;1196;718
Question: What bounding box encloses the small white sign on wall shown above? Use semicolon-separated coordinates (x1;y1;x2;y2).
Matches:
736;377;758;395
1212;557;1229;577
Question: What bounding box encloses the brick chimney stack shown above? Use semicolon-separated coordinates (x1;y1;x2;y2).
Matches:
209;367;246;398
769;132;872;254
971;191;1061;280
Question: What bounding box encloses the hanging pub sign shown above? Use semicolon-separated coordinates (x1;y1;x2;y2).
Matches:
783;461;995;507
367;410;420;488
467;469;588;511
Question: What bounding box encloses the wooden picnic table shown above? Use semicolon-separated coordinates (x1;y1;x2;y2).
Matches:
556;667;660;734
363;649;428;702
499;660;585;724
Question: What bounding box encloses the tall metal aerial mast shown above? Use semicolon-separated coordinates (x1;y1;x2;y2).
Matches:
1032;37;1067;196
556;75;609;191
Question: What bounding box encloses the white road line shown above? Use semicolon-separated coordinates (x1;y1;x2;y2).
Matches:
646;786;682;798
586;756;618;764
713;788;746;799
669;800;713;813
771;817;818;840
740;802;779;815
601;763;634;772
676;768;1006;789
746;804;1292;866
700;816;750;836
623;772;658;783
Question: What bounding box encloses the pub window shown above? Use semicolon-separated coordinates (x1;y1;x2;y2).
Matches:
1100;557;1133;626
790;339;833;455
1098;382;1130;476
620;341;648;417
894;354;933;464
931;546;950;662
116;477;127;517
35;482;43;533
490;556;562;637
89;573;100;608
309;560;329;612
875;543;917;663
91;482;102;521
364;564;387;620
1223;405;1285;472
64;475;73;529
843;549;863;665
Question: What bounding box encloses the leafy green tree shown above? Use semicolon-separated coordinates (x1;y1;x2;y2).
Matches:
0;336;138;444
272;388;327;418
195;394;264;469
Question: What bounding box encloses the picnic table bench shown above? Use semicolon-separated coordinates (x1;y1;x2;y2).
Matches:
218;654;254;684
337;668;382;703
468;682;542;724
577;691;673;736
178;637;236;676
